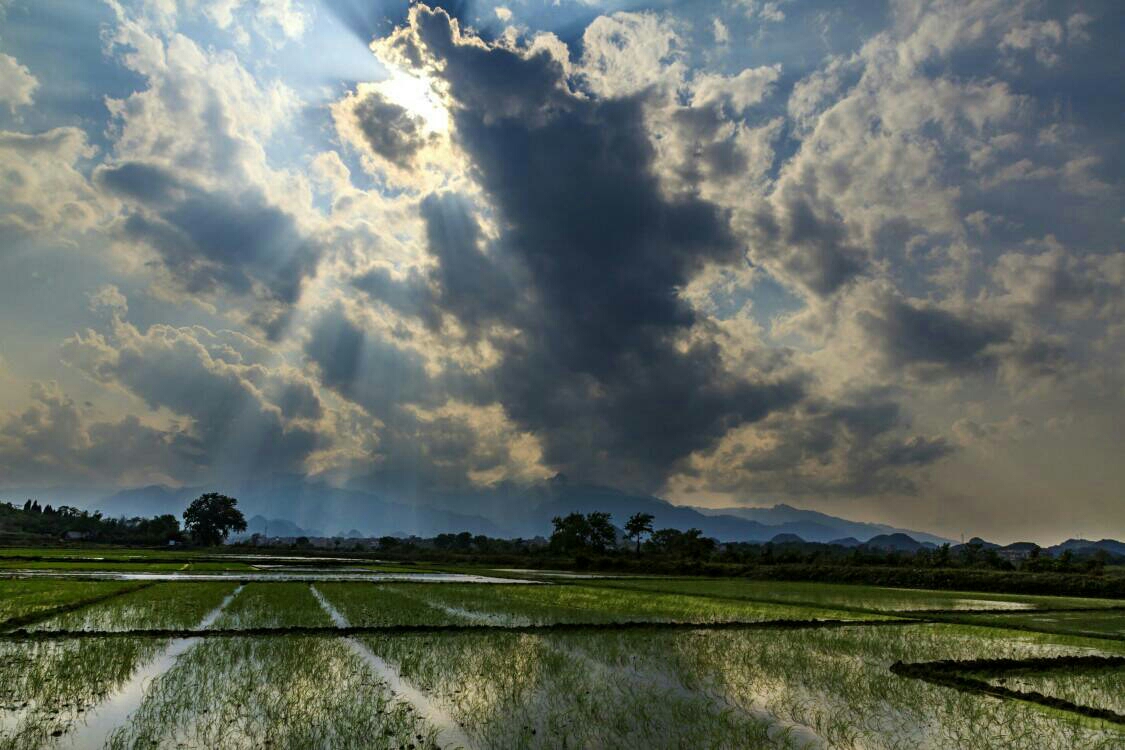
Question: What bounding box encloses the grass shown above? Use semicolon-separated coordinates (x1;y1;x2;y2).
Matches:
0;580;143;629
580;578;1125;613
27;582;239;632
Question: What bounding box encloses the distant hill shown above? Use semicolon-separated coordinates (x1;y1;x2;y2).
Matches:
1047;539;1125;558
769;533;806;544
95;478;505;538
84;476;956;545
233;515;321;540
448;480;956;544
696;503;951;545
862;533;931;552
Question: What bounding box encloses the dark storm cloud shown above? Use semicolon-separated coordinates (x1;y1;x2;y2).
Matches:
303;303;521;491
95;162;318;329
351;90;432;167
0;383;206;484
304;303;442;418
690;395;954;496
57;315;323;482
861;299;1012;373
418;192;519;331
751;190;866;297
353;192;517;334
381;7;806;489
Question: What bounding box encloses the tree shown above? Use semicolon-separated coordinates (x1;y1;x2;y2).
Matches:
624;512;655;556
650;527;716;560
182;493;246;546
550;513;591;554
586;512;616;553
549;512;616;554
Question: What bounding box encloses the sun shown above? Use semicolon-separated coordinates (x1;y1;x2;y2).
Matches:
376;68;449;134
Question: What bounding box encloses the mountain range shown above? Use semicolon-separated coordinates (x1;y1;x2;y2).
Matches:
77;475;953;544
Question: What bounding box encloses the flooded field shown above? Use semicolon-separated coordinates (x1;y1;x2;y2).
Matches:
1;562;1123;749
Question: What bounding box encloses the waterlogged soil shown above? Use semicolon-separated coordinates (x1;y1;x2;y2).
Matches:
0;580;143;628
987;666;1125;716
27;582;238;632
2;575;1124;749
581;579;1124;614
948;610;1125;639
356;622;1125;750
0;637;168;750
103;637;440;750
386;582;882;626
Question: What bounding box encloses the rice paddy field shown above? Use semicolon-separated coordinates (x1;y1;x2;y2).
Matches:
1;554;1123;749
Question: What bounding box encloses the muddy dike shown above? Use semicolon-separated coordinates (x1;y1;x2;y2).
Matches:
0;616;921;641
890;655;1125;726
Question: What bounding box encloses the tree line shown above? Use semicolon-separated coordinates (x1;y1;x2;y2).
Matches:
1;497;1115;579
0;493;247;547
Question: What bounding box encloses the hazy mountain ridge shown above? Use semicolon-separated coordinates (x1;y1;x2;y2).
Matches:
32;478;1116;551
695;503;951;545
88;477;952;544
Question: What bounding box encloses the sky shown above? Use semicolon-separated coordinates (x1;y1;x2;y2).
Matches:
0;0;1121;543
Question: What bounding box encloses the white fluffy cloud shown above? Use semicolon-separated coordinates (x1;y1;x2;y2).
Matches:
0;128;104;237
0;51;36;110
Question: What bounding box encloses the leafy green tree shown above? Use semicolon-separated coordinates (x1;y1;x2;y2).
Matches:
550;512;591;553
182;493;246;546
624;512;655;556
650;527;716;560
586;511;616;553
935;543;951;567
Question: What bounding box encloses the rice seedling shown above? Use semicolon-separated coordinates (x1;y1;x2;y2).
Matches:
209;583;333;629
0;637;167;750
361;631;780;749
380;582;878;626
2;569;1122;749
986;666;1125;716
604;623;1125;749
580;578;1123;614
0;580;143;630
940;610;1125;639
315;583;477;626
27;582;239;632
103;637;439;749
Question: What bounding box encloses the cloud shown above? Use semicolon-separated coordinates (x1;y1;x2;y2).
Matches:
60;300;322;479
349;6;808;491
668;394;953;499
577;12;686;98
346;89;433;168
0;381;205;486
0;128;103;239
859;298;1012;375
95;162;318;334
0;52;37;111
302;302;548;490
